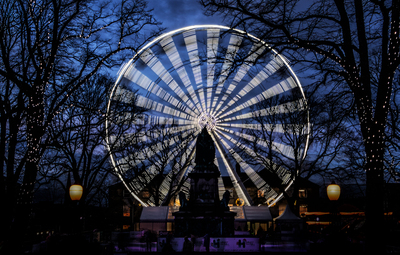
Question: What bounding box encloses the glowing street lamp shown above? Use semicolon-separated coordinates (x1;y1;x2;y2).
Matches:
327;182;341;201
69;184;83;201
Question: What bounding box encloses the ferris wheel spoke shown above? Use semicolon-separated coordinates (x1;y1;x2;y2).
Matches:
211;33;243;116
117;125;196;166
115;125;197;172
119;69;197;119
215;127;292;184
210;131;253;206
114;124;195;147
217;128;292;185
216;126;295;159
160;35;203;116
136;95;196;122
216;76;300;121
183;29;205;113
219;98;307;124
217;123;294;135
148;138;196;205
160;165;195;205
138;47;200;116
107;132;144;151
159;138;197;204
217;176;226;200
143;124;197;145
206;29;220;112
127;168;158;206
129;135;195;205
213;42;267;116
214;159;228;200
236;56;286;98
215;54;286;118
214;129;279;198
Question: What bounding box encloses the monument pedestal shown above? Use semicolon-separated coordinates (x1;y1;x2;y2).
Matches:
173;210;236;237
173;168;236;237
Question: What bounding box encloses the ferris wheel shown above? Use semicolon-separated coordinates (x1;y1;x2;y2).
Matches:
106;25;310;207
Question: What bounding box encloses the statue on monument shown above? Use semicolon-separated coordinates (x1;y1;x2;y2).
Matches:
179;191;188;209
220;190;230;209
189;127;219;205
195;128;216;167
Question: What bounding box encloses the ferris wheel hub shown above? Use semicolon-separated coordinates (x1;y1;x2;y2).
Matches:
197;112;217;131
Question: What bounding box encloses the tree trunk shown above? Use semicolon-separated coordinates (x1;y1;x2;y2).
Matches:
12;90;44;240
366;169;385;253
365;141;386;253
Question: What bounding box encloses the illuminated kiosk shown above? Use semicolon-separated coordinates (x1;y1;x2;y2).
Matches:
173;128;237;237
274;204;304;241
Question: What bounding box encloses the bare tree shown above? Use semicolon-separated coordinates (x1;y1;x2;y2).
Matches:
0;78;28;239
0;0;163;248
200;0;400;251
37;74;141;208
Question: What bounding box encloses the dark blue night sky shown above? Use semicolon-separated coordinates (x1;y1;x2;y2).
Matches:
147;0;223;32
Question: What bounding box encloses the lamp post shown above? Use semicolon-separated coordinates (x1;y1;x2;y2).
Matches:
69;184;83;234
327;182;341;235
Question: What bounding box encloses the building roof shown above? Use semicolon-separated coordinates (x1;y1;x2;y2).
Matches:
274;204;302;222
140;206;170;222
230;206;273;221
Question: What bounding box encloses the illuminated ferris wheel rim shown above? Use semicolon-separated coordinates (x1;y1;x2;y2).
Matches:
105;24;311;207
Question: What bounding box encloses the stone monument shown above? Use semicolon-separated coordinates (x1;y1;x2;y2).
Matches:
173;128;236;237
